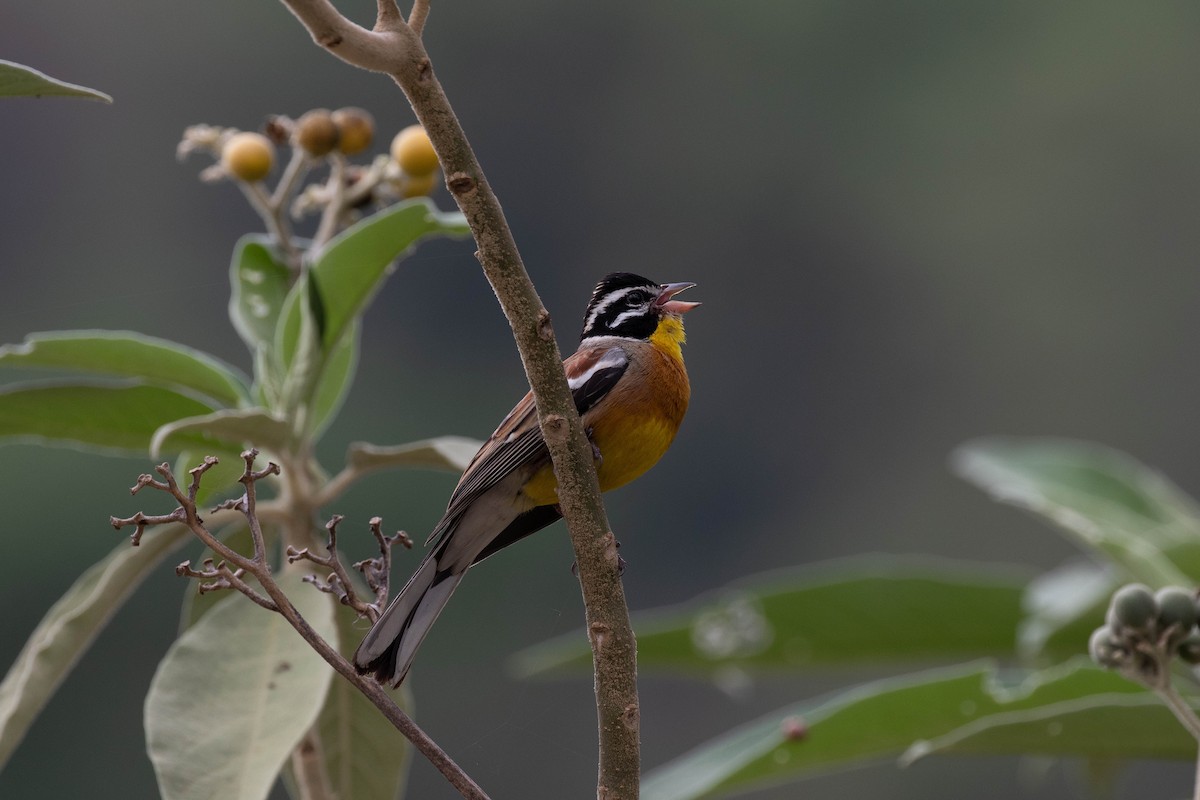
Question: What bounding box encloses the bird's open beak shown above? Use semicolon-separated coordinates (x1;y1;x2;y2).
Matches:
655;282;700;315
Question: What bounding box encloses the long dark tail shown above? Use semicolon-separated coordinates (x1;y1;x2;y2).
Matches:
352;554;464;687
353;505;562;686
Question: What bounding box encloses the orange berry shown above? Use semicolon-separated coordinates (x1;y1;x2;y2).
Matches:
295;109;339;157
391;125;439;176
220;132;275;182
401;171;438;198
332;107;375;155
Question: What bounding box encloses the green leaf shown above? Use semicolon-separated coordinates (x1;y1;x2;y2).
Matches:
308;198;469;351
0;525;189;770
276;270;327;433
0;330;249;407
145;570;337;800
0;59;112;102
641;659;1146;800
310;321;359;440
271;201;467;439
298;602;413;800
346;436;482;475
953;437;1200;586
902;684;1194;765
514;556;1030;678
229;235;293;354
229;236;293;407
150;408;291;459
0;381;215;455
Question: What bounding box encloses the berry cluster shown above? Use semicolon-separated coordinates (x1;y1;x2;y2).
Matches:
1090;584;1200;686
178;107;442;230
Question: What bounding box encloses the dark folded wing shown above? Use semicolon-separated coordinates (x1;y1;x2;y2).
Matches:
427;343;630;546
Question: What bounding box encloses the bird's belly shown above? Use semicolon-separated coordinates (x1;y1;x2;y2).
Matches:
520;412;681;507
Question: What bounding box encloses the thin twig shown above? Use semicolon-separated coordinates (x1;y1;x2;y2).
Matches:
239;180;303;270
291;728;335;800
271;145;312;210
311;153;347;251
1159;684;1200;741
286;514;386;622
407;0;429;36
113;452;489;800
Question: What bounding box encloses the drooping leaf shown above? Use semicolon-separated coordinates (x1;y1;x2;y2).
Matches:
953;437;1200;586
145;570;337;800
345;436;481;476
641;659;1147;800
0;381;214;455
151;408;292;459
0;525;189;770
514;556;1031;678
0;330;249;407
0;60;112;102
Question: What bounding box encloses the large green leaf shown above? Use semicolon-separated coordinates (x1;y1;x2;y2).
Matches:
641;660;1147;800
0;381;215;455
150;408;292;459
272;200;466;437
953;437;1200;586
514;557;1031;677
902;685;1194;764
145;570;337;800
0;330;249;407
0;525;189;770
0;60;112;102
307;198;469;352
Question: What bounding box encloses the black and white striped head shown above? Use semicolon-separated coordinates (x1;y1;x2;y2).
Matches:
580;273;699;341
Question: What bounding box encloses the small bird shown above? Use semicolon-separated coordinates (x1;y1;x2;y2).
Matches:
354;272;699;686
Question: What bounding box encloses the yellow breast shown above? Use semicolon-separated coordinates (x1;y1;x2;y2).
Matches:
521;318;690;506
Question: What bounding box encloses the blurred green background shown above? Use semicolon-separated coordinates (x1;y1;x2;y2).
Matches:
4;1;1200;797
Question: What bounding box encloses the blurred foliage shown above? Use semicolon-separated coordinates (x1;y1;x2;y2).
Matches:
6;2;1200;799
518;440;1200;798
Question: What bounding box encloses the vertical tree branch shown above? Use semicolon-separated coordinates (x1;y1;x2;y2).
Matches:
272;2;641;796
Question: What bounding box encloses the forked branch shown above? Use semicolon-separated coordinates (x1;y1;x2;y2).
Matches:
272;2;642;796
111;451;490;800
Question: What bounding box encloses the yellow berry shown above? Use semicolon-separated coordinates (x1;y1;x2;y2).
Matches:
401;171;439;198
220;132;275;182
295;109;339;157
332;107;375;155
391;125;439;176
